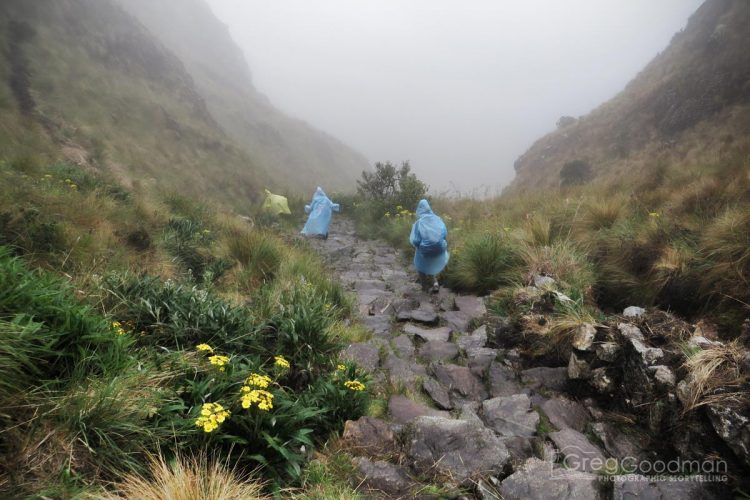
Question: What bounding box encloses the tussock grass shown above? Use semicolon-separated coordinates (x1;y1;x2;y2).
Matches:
444;232;522;295
97;453;270;500
681;340;749;413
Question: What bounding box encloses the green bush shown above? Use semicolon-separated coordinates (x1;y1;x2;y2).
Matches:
356;161;427;221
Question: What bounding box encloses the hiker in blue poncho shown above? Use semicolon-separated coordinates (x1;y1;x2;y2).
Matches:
301;187;340;240
409;199;449;293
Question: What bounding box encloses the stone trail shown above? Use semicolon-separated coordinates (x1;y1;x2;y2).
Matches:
307;218;719;500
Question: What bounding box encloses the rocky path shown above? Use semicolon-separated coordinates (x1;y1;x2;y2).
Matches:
307;218;717;499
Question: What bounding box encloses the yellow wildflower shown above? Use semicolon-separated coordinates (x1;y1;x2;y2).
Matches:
337;364;346;371
112;321;126;336
246;373;272;389
344;380;366;392
274;355;290;369
240;387;274;411
384;212;391;218
195;402;230;433
649;212;660;218
208;355;230;372
196;343;214;353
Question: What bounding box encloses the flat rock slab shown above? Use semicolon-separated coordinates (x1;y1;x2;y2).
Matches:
454;295;487;319
520;367;568;392
456;324;489;353
404;416;510;485
392;334;415;358
388;395;449;424
353;457;418;497
432;363;488;402
422;378;453;410
488;361;524;397
397;309;439;325
548;428;607;474
441;310;471;332
590;422;651;463
341;342;380;371
383;355;427;388
342;416;396;455
482;394;540;437
498;458;606;500
403;324;451;342
362;315;392;337
540;397;590;433
418;340;459;362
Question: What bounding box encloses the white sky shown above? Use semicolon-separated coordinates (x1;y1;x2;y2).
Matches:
207;0;704;194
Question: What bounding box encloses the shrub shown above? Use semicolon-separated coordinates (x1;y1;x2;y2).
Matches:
560;159;592;186
356;161;427;220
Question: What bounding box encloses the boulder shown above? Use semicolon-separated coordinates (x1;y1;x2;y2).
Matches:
613;475;718;500
403;324;451;343
498;458;605;500
548;428;608;474
540;397;590;433
502;436;535;469
353;457;418;497
533;275;556;288
418;340;459;362
571;323;597;351
648;365;676;389
432;363;488;402
590;421;651;463
520;367;568;392
404;416;510;484
342;416;396;455
623;306;646;318
458;402;483;425
482;394;540;437
341;342;380;371
707;402;750;466
388;395;449;424
567;352;591;380
596;342;620;362
422;378;453;410
488;361;524;397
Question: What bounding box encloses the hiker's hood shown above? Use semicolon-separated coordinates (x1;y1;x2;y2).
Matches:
416;199;433;218
312;187;328;203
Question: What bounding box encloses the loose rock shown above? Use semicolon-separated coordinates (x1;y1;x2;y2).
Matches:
482;394;540;437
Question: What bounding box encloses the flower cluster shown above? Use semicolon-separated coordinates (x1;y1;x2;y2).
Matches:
195;402;230;433
112;321;126;336
344;380;366;392
246;373;271;389
384;205;415;219
208;355;230;372
240;386;274;411
64;178;78;190
196;343;214;353
337;363;346;371
274;355;290;369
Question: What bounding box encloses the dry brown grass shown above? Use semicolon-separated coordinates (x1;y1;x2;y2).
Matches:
96;453;270;500
681;340;749;413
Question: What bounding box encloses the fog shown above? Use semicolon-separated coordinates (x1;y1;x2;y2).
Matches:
206;0;704;194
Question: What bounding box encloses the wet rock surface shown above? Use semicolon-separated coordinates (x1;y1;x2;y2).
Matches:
308;218;742;498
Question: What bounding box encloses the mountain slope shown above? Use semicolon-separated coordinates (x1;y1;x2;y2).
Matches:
116;0;369;194
1;0;285;207
509;0;750;192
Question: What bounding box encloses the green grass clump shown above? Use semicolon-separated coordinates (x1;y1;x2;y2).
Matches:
444;231;522;295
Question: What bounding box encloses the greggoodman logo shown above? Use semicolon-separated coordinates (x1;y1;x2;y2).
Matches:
552;445;728;483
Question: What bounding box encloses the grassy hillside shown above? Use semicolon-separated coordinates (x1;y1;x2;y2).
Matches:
0;155;370;497
510;0;750;193
117;0;369;194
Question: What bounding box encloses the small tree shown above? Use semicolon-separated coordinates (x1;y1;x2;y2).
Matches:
357;161;428;215
560;159;592;186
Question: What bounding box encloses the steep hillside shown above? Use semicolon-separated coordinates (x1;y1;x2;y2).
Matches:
0;0;279;209
510;0;750;192
117;0;369;193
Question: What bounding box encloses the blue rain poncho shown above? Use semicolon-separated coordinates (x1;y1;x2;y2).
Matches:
409;199;449;276
301;187;340;236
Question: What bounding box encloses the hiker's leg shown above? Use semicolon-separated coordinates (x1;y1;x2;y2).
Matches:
418;272;430;292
